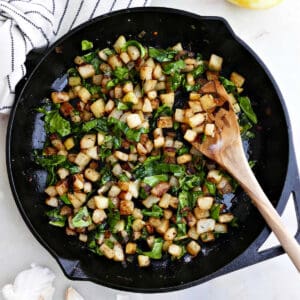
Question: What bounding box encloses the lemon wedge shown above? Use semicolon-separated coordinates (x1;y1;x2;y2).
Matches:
227;0;283;9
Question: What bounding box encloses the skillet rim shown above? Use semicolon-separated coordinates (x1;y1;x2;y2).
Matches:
6;6;295;293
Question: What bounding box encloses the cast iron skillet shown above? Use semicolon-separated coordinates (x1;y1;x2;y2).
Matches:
6;7;300;293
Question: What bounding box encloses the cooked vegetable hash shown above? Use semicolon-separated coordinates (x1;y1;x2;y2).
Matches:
35;35;257;266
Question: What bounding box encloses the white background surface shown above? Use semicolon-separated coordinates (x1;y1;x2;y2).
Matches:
0;0;299;299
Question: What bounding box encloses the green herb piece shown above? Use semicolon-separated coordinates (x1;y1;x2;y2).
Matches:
179;175;201;191
46;209;66;227
139;187;148;200
176;146;189;156
219;76;236;94
210;203;221;221
191;191;203;208
43;110;71;137
72;207;92;228
121;40;146;58
81;39;93;51
117;101;132;110
82;51;97;63
108;201;120;233
60;194;71;205
103;48;114;56
248;160;256;168
105;239;114;249
82;118;109;132
230;217;239;227
67;67;78;77
163;60;185;75
184;83;201;92
169;72;184;91
125;216;133;234
174;122;180;130
142;204;163;218
148;47;177;62
139;238;163;259
119;173;130;182
113;67;129;80
205;181;216;195
143;174;168;187
192;64;206;78
177;223;187;237
238;96;257;124
106;78;119;90
151;104;173;129
178;191;190;210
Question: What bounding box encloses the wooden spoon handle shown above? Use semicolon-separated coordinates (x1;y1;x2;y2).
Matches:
223;144;300;272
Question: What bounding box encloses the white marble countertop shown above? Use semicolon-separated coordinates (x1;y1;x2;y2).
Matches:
0;1;299;299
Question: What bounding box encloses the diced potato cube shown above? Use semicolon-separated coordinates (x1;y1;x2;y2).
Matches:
156;219;170;235
64;137;75;150
126;113;142;128
92;209;107;224
186;212;197;227
126;242;137;254
218;213;234;223
57;168;69;180
174;109;185;123
78;64;95;79
143;80;157;93
113;243;125;262
45;197;58;207
189;92;201;101
123;91;138;104
214;223;228;233
207;170;222;184
90;99;105;118
111;163;122;177
200;232;215;242
208;54;223;72
151;182;170;198
113;35;126;53
132;219;145;232
159;193;172;209
120;200;134;215
168;244;182;257
160;92;174;108
184;129;197;143
97;132;105;145
205;123;215;137
120;52;130;64
45;186;57;197
51;91;70;104
108;55;123;69
105;99;115;113
73;174;84;191
186;240;201;256
80;134;96;149
79;234;88;243
147;90;157;100
163;209;173;220
197;196;214;210
98;48;109;61
142;195;160;209
100;243;115;259
127;45;140;61
108;185;121;198
188;226;200;240
230;72;245;88
74;152;91;168
68;193;82;209
123;82;133;94
153;128;163;138
188;113;205;128
157;116;173;128
84;168;100;182
128;180;140;198
83;182;92;193
177;154;192;164
188;101;203;113
138;255;150;267
73;192;86;204
217;177;233;194
164;227;177;241
194;207;210;219
153;64;163;79
142;98;153;113
114;151;129;161
200;94;216;111
172;42;183;51
186;73;195;86
197;219;216;234
154;136;165;148
140;66;153;80
85;146;99;160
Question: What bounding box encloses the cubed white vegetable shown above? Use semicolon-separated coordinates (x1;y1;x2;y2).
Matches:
126;113;142;128
119;200;134;215
168;244;182;257
113;35;126;53
126;242;137;254
108;185;121;198
44;186;57;197
74;152;91;168
142;195;160;208
218;213;234;223
230;72;245;88
207;170;222;184
184;129;197;143
157;116;173;128
113;243;125;262
78;64;95;79
138;255;150;267
123;91;138;104
45;197;58;207
205;123;215;137
154;136;165;148
100;243;115;259
160;92;174;108
90;99;105;118
177;154;192;164
80;134;96;149
200;94;216;111
77;87;91;103
188;113;205;128
208;54;223;72
186;240;201;256
197;196;214;210
197;218;216;234
143;80;157;93
164;227;177;241
57;168;69;180
114;151;129;161
92;209;107;224
140;66;153;80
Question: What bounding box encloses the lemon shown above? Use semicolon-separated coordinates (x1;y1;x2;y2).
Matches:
227;0;283;9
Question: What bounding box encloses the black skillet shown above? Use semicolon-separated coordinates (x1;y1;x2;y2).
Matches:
6;7;300;293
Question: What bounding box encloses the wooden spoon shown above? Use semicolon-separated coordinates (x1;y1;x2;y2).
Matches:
192;101;300;272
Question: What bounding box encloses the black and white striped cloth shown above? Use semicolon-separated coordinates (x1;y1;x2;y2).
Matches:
0;0;150;114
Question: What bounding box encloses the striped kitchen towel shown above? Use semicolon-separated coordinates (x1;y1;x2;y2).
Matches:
0;0;150;114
